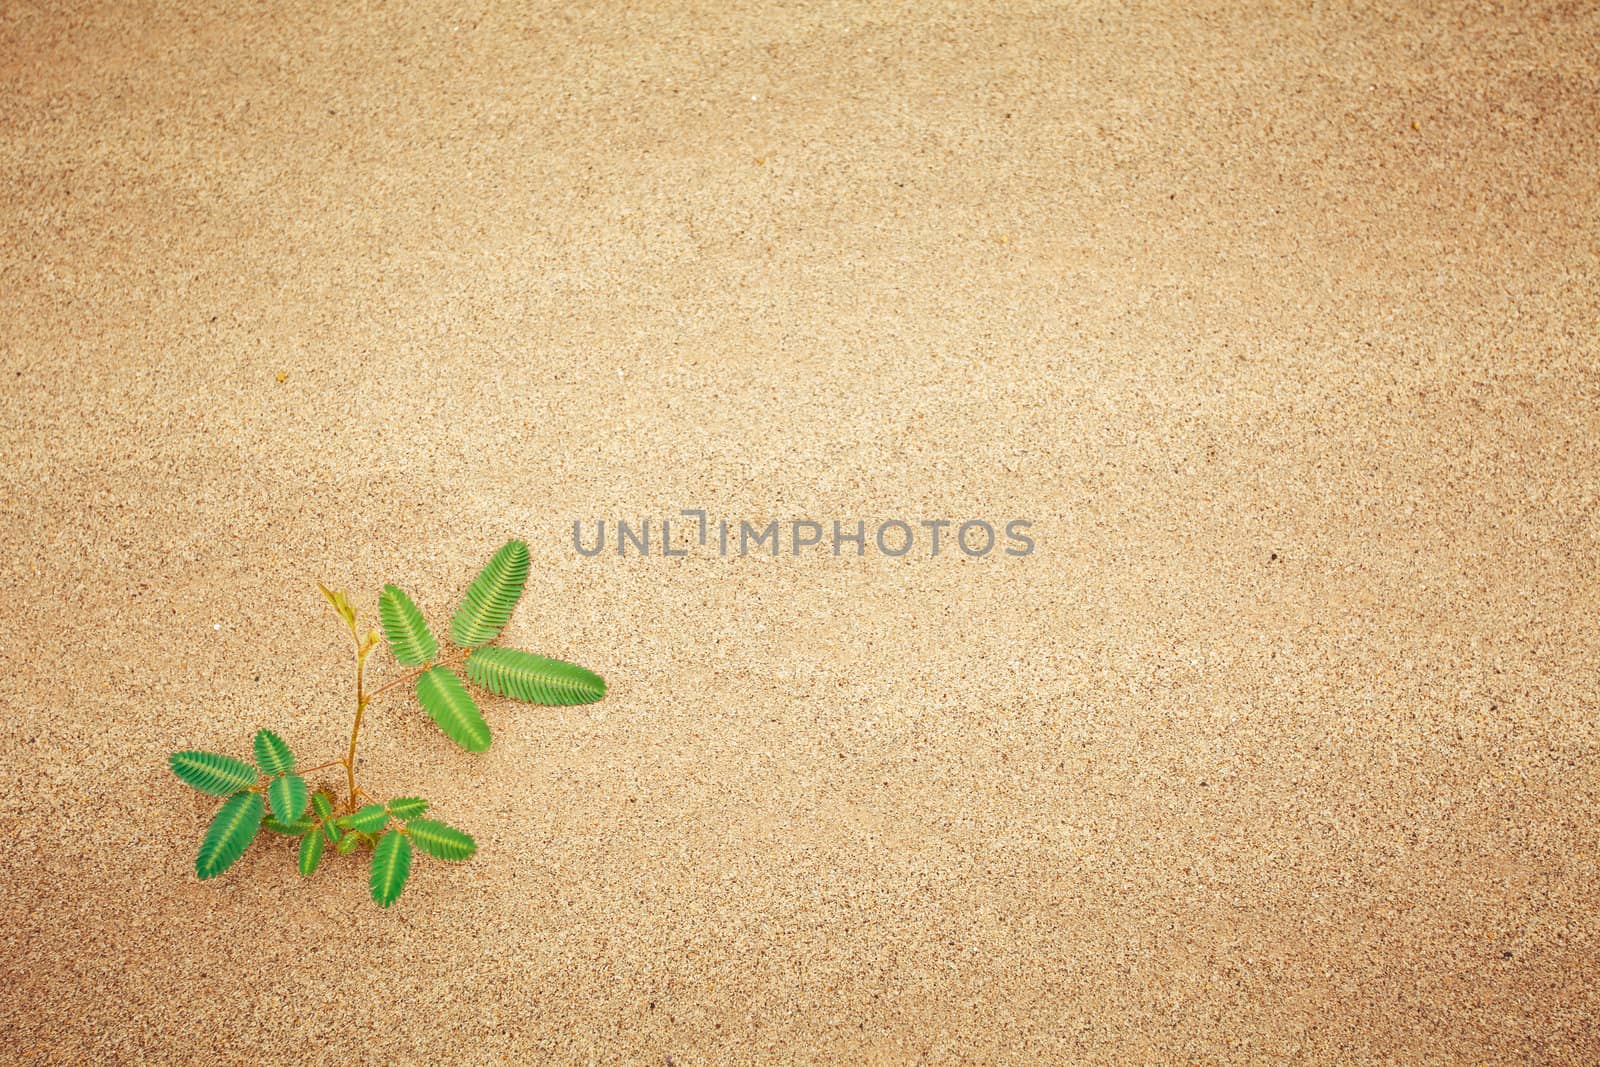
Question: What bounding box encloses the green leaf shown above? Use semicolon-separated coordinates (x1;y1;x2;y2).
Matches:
466;646;606;706
298;828;325;876
311;792;336;821
253;729;295;776
264;816;315;835
339;804;389;833
405;818;477;861
379;584;437;666
310;791;342;844
387;796;429;819
416;666;491;752
370;830;412;907
449;539;530;648
338;803;390;833
335;832;362;855
267;774;309;822
196;792;264;879
170;751;258;796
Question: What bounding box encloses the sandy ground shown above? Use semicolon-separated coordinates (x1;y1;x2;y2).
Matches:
2;1;1599;1062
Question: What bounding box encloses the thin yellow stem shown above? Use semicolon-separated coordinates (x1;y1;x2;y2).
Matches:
365;665;424;702
345;648;368;811
365;647;469;702
298;759;343;776
320;583;471;813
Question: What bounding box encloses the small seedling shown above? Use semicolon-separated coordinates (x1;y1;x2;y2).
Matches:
168;539;606;906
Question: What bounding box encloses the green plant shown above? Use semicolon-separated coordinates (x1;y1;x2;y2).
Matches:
168;539;606;906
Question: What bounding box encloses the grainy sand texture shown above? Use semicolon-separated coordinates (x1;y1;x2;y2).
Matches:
3;1;1599;1063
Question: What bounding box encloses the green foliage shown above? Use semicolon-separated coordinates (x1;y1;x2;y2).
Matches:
466;646;607;706
268;773;309;823
406;819;477;861
169;538;609;905
170;751;258;796
196;792;264;879
339;803;390;833
416;666;491;752
298;830;325;876
370;830;412;907
311;791;343;845
253;729;295;776
379;584;438;666
387;796;429;819
450;539;530;647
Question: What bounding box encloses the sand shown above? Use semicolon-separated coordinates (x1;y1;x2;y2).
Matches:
2;0;1598;1062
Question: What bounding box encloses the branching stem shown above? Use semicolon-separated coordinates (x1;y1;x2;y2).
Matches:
322;591;470;811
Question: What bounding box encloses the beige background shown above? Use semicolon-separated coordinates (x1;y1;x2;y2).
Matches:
3;1;1598;1063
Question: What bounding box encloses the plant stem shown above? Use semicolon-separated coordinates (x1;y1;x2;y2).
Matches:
365;647;469;702
322;587;469;811
344;641;369;811
365;665;424;703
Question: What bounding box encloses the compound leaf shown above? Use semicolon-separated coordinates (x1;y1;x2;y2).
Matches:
338;803;390;833
405;818;477;861
254;729;295;776
416;666;491;752
466;646;606;706
264;816;315;835
370;830;412;907
387;797;429;819
378;584;437;666
298;829;325;876
335;832;362;855
267;773;309;822
196;792;264;879
170;751;258;796
450;539;530;648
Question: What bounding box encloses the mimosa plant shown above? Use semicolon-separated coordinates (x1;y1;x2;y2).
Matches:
168;540;606;906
